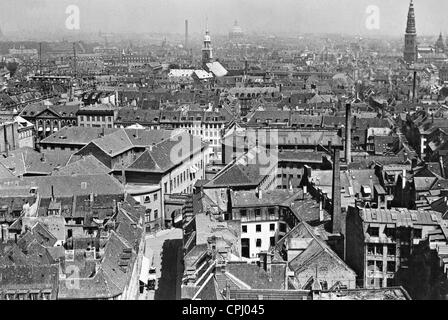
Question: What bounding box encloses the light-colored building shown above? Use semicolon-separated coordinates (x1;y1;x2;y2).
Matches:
126;184;162;233
77;103;117;128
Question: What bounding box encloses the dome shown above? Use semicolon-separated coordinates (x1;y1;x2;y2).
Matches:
230;20;243;37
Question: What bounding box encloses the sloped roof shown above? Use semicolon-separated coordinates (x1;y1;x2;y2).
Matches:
0;174;124;197
359;208;443;226
127;132;205;173
206;62;228;77
91;129;133;157
53;155;110;176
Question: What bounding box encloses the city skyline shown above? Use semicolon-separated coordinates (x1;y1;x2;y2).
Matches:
1;0;448;37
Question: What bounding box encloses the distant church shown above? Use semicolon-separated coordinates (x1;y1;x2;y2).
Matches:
201;26;228;77
404;0;418;64
403;0;448;66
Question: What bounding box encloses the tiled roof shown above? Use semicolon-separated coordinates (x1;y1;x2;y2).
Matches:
53;155;110;176
0;147;71;176
231;189;300;208
127;132;205;173
359;208;443;226
91;129;133;157
116;108;161;124
225;262;286;290
40;126;118;145
0;174;124;197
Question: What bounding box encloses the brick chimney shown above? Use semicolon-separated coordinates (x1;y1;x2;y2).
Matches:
331;148;342;234
345;103;352;164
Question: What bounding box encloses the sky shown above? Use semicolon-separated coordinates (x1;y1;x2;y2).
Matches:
0;0;447;37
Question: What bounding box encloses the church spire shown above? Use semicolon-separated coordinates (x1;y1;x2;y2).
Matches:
406;0;416;34
436;31;445;53
202;18;213;67
404;0;418;64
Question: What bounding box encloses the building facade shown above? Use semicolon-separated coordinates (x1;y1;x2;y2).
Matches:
346;206;443;289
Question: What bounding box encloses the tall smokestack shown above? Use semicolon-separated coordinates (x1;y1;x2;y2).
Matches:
412;71;417;102
331;148;342;234
185;19;189;50
345;103;352;164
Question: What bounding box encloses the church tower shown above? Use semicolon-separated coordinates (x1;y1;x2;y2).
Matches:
202;26;213;67
404;0;418;64
435;32;445;53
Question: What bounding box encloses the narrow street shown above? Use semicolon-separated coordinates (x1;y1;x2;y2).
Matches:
144;228;183;300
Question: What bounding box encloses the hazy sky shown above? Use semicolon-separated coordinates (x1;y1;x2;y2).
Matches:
0;0;447;37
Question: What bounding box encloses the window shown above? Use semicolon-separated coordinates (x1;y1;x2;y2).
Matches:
376;244;383;255
144;196;151;203
256;224;261;232
145;209;151;223
413;228;422;239
242;226;247;233
367;244;375;255
387;245;396;256
256;239;262;247
384;227;396;239
154;209;158;219
240;209;247;218
268;207;275;217
154;194;158;201
387;261;396;273
320;281;328;291
270;237;275;247
376;261;383;272
255;209;261;218
368;226;379;237
164;182;168;193
270;223;275;231
279;223;286;233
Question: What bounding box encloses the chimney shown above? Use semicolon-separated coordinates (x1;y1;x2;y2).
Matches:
439;156;445;178
112;199;117;215
3;124;8;155
319;199;324;222
121;168;126;185
256;187;263;199
226;187;233;219
331;147;342;234
51;185;55;201
260;252;272;275
345;103;352;164
402;169;406;189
